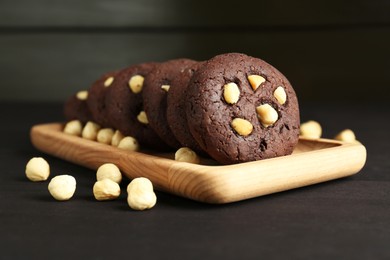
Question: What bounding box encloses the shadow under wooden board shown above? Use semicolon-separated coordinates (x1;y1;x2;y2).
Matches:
30;123;367;204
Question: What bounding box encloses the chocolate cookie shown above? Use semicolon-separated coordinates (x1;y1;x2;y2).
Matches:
104;62;168;150
166;62;205;154
185;53;300;164
63;90;92;123
86;71;118;127
142;59;197;149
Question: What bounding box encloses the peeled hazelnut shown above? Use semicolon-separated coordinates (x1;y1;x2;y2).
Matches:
48;175;76;201
96;163;122;184
93;179;121;201
128;75;144;94
25;157;50;182
97;128;115;144
127;177;153;193
334;129;356;143
63;120;83;136
248;75;266;91
111;130;125;146
300;120;322;138
104;76;114;87
256;104;278;127
175;147;200;164
231;118;253;136
274;86;287;105
76;90;88;100
118;136;139;151
127;177;157;210
82;121;101;140
137;111;148;124
161;85;170;92
223;82;240;104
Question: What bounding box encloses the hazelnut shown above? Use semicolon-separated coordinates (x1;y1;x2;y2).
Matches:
118;136;139;151
104;76;114;87
25;157;50;182
128;75;144;94
273;86;287;105
161;85;170;92
231;118;253;136
76;90;88;100
111;130;125;147
82;121;101;140
334;129;356;143
97;128;115;144
223;82;240;104
93;179;121;201
127;177;157;210
48;175;76;201
137;111;148;124
63;120;83;136
175;147;200;164
256;104;278;127
126;177;153;193
300;120;322;139
96;163;122;184
248;75;266;91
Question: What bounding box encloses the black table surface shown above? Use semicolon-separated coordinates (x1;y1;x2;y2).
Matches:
1;101;389;259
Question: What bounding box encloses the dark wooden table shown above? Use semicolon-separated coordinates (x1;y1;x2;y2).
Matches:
1;102;389;259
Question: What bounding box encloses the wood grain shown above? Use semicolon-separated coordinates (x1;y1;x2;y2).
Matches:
1;0;388;27
1;28;389;102
30;123;367;204
1;0;389;103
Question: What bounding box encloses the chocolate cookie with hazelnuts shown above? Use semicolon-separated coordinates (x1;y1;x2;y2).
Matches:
185;53;300;164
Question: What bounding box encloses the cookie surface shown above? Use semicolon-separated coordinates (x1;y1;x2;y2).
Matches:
63;90;92;123
185;53;300;164
104;62;168;150
86;71;118;127
142;59;197;149
166;62;205;154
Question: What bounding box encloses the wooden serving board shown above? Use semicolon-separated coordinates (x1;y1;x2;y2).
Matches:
30;123;367;204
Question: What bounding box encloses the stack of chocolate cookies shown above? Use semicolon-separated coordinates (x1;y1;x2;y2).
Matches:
64;53;300;164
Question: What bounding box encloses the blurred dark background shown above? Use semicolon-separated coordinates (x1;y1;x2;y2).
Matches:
0;0;389;104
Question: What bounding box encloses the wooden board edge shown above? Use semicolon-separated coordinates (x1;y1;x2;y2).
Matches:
30;123;367;204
